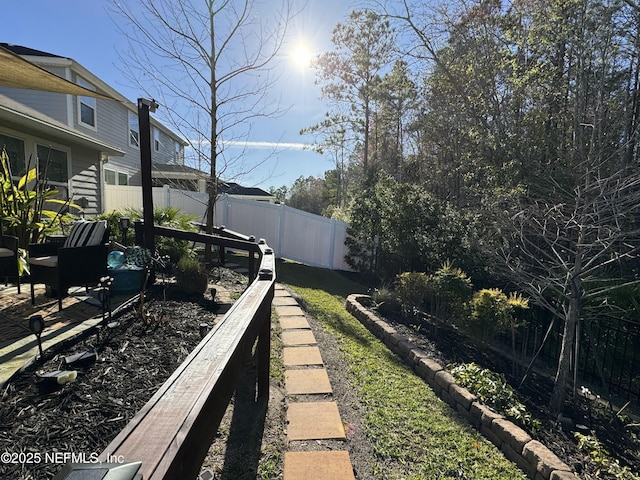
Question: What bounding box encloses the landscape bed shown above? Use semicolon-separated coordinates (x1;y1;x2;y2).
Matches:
0;283;224;479
349;294;640;480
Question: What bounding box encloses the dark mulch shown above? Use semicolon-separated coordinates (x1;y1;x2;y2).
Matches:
0;282;225;480
367;301;640;480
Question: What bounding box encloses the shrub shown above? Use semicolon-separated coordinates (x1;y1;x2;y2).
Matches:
451;363;540;433
468;288;528;342
175;257;208;295
429;261;473;323
98;206;198;263
1;147;79;249
395;272;430;320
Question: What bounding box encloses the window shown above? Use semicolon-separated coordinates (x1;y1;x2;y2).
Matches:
37;144;68;184
105;168;129;186
0;133;26;177
129;112;139;147
154;128;160;151
175;141;184;164
77;77;96;128
104;169;116;185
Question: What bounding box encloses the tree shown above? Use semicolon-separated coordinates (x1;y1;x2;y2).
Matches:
286;175;327;215
110;0;294;263
372;59;419;179
306;10;396;176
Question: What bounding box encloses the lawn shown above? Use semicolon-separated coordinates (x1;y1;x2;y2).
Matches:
276;259;527;480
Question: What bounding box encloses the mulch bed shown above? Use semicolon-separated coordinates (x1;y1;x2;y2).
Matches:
0;283;223;479
368;302;640;479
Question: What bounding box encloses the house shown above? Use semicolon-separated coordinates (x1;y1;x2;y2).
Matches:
0;43;187;215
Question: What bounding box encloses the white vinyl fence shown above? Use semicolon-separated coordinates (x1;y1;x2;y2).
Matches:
103;185;351;270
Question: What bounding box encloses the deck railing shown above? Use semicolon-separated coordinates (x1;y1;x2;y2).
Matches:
92;224;275;479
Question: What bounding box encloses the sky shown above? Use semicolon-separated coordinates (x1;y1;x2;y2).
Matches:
1;0;356;190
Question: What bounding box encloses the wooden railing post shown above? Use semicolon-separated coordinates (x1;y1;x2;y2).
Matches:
257;288;272;398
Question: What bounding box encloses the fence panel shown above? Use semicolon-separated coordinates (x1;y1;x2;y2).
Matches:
103;185;351;270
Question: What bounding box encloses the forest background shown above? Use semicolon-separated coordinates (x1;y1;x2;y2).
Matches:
272;0;640;413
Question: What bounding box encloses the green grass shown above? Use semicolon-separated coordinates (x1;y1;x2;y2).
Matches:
276;259;527;480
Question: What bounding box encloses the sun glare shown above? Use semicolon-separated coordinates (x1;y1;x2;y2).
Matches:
291;43;313;68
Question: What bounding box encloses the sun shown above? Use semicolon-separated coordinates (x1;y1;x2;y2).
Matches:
291;43;313;68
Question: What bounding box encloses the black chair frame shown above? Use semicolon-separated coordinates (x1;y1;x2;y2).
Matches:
29;229;110;310
0;234;20;293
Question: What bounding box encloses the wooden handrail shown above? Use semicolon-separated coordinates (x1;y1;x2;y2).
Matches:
94;228;275;480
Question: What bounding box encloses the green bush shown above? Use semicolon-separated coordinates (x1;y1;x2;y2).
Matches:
429;261;473;323
175;256;208;295
98;206;198;263
395;271;430;320
370;284;400;316
451;363;540;433
468;288;528;341
1;147;79;249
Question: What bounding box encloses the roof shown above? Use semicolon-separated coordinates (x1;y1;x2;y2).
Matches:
0;93;125;156
218;181;272;197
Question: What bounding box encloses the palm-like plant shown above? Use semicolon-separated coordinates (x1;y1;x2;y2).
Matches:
0;147;79;251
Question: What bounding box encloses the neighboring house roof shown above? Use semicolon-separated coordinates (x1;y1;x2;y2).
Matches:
0;43;188;147
218;181;272;198
152;163;204;177
0;93;124;156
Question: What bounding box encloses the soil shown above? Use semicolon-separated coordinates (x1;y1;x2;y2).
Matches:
1;269;638;480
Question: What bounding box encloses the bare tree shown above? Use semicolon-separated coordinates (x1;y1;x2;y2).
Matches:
495;161;640;413
110;0;295;262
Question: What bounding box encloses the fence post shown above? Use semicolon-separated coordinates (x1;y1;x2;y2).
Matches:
328;218;337;269
277;204;286;259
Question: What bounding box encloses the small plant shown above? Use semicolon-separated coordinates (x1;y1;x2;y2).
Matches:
574;432;640;479
370;284;400;316
468;288;528;343
1;147;79;250
451;362;540;433
175;256;208;295
395;271;430;321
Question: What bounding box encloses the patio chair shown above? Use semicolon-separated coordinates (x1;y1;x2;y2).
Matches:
28;220;110;310
0;233;20;293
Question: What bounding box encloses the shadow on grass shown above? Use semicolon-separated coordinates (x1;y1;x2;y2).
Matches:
219;355;268;480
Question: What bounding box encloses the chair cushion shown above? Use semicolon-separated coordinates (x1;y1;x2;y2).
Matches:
64;220;108;248
29;255;58;267
0;247;13;258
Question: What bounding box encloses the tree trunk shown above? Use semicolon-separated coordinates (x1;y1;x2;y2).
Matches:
550;284;580;413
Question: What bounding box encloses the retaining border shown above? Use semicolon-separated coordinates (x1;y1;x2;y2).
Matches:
346;294;576;480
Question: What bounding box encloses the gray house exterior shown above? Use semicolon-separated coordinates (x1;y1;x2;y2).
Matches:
0;44;187;215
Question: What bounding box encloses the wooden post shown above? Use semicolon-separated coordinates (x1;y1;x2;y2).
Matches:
134;220;144;246
257;289;272;398
138;98;157;257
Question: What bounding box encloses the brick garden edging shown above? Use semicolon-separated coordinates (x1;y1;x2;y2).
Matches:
345;294;576;480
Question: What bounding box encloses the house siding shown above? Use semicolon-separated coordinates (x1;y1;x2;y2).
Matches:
69;145;102;215
0;86;68;124
1;46;186;215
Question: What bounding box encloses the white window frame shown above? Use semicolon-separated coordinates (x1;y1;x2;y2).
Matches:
104;168;129;186
175;141;184;164
76;76;97;130
154;127;161;151
129;112;139;148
